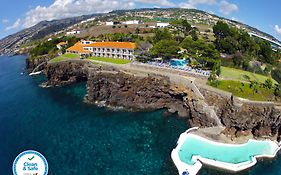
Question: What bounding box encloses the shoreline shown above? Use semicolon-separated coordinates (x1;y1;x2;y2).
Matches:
26;57;281;174
29;58;281;141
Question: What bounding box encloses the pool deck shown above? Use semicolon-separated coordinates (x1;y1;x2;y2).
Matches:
171;127;281;175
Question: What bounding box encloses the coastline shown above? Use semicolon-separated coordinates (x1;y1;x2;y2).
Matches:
25;56;281;174
28;58;281;141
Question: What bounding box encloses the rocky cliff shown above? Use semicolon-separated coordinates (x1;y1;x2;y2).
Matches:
26;55;51;73
44;61;88;86
200;89;281;138
44;61;281;140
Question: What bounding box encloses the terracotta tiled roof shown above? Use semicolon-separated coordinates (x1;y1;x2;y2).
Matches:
57;42;67;46
88;42;136;49
66;41;136;54
66;42;92;54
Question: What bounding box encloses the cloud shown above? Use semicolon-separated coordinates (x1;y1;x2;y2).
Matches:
219;0;238;15
5;18;21;31
23;0;136;28
136;0;175;6
2;19;9;24
275;25;281;36
179;2;195;9
188;0;216;5
179;0;216;9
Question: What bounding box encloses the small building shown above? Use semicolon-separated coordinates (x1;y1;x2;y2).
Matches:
66;30;81;35
122;20;140;25
66;41;136;60
56;41;68;50
157;22;170;28
105;21;121;26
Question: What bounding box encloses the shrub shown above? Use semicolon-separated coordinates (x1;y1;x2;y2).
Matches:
264;79;273;89
274;84;281;97
208;73;220;87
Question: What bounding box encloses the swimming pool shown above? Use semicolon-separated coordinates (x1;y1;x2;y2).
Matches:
179;134;278;165
170;59;187;68
171;128;281;175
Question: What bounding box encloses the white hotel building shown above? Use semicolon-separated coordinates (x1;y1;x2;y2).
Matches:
66;41;136;60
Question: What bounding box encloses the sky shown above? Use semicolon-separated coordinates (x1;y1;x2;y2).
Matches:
0;0;280;40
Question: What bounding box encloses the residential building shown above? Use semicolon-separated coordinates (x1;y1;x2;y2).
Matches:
122;20;140;25
105;21;121;26
66;41;136;60
156;22;170;28
66;30;81;35
56;41;68;50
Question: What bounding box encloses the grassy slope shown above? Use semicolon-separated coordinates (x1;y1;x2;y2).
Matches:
216;80;275;101
88;57;131;64
220;66;277;84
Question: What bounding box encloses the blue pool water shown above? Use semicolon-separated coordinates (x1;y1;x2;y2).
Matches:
170;59;187;68
179;135;279;165
0;55;280;175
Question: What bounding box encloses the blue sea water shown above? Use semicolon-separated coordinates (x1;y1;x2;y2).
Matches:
0;55;280;175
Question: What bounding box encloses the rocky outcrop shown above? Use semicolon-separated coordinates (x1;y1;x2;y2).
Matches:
26;55;50;73
200;89;281;139
86;70;191;117
44;61;281;140
44;61;88;86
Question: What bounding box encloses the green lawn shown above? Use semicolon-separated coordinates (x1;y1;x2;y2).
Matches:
88;57;131;64
50;53;79;63
220;66;277;84
63;53;80;58
215;80;275;101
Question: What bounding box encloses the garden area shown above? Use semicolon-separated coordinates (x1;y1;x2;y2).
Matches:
88;57;131;64
220;66;277;84
215;80;277;101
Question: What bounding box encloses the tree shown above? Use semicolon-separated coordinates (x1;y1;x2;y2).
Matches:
272;68;281;84
257;40;274;64
153;28;173;43
171;19;192;36
250;81;259;93
212;60;221;76
213;21;231;40
264;65;272;76
232;52;243;67
180;37;220;60
191;29;198;41
264;79;273;89
150;39;179;60
208;73;220;87
238;32;257;55
274;84;281;97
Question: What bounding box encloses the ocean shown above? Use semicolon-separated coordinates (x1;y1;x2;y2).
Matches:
0;55;280;175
